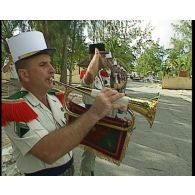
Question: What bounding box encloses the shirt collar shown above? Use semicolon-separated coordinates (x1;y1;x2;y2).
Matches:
21;87;52;107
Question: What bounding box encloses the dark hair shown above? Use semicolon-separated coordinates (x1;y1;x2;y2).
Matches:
15;58;30;72
15;50;54;72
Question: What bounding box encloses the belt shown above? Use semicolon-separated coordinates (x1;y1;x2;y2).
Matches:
25;157;74;176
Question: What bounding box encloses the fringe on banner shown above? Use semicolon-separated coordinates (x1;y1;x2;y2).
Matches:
79;132;132;166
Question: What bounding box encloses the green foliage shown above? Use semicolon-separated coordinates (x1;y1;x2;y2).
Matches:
135;41;165;77
105;35;135;71
1;20;156;81
166;20;192;75
86;20;153;72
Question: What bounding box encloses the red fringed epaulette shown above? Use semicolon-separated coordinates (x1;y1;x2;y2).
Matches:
100;70;109;77
80;69;87;79
2;91;38;127
80;69;96;83
48;88;65;106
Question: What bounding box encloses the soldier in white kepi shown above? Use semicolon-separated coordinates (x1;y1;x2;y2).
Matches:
2;31;125;176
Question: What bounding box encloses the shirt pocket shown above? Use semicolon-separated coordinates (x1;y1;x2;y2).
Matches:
16;122;30;138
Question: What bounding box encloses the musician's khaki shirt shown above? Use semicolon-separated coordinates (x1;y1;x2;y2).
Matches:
4;88;72;174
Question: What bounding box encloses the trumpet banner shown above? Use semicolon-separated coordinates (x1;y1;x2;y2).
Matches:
68;101;132;165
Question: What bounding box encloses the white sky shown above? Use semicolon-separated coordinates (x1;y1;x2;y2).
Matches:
148;20;179;49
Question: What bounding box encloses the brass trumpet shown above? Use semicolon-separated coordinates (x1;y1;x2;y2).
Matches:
52;80;159;130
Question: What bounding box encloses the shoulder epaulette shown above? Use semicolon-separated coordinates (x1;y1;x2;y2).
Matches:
100;70;109;77
5;90;29;100
2;90;38;127
48;88;65;106
80;69;87;79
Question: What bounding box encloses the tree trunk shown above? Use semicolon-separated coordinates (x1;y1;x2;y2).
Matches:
60;36;68;84
42;21;55;65
42;21;50;47
69;69;72;84
68;20;77;85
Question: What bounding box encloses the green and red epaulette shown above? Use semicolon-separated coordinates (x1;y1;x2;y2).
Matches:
47;88;65;106
2;91;38;127
2;89;65;127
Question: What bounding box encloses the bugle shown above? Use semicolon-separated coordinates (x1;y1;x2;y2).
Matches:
52;79;159;129
52;79;135;132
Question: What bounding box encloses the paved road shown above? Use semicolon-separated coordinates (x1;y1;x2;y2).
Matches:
73;81;192;175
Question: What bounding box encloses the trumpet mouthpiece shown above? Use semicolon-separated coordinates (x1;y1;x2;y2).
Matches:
50;78;55;84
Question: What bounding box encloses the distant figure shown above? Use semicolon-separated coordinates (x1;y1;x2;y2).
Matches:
110;59;119;90
2;54;21;95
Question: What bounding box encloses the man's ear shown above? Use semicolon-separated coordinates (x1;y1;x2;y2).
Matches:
18;69;30;82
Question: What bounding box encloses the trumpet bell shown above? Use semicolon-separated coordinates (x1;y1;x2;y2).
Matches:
127;94;159;128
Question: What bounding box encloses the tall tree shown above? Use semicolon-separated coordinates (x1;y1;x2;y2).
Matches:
86;20;153;72
166;20;192;75
135;41;165;78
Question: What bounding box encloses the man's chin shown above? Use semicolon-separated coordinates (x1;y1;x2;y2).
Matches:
48;83;53;89
45;82;53;91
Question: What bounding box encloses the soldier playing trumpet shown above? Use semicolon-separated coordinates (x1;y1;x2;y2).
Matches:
2;32;126;176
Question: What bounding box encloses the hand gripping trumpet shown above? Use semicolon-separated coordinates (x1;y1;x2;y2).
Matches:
52;79;159;165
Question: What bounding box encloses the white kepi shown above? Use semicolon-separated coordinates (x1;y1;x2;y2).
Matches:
7;31;55;63
105;52;112;59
